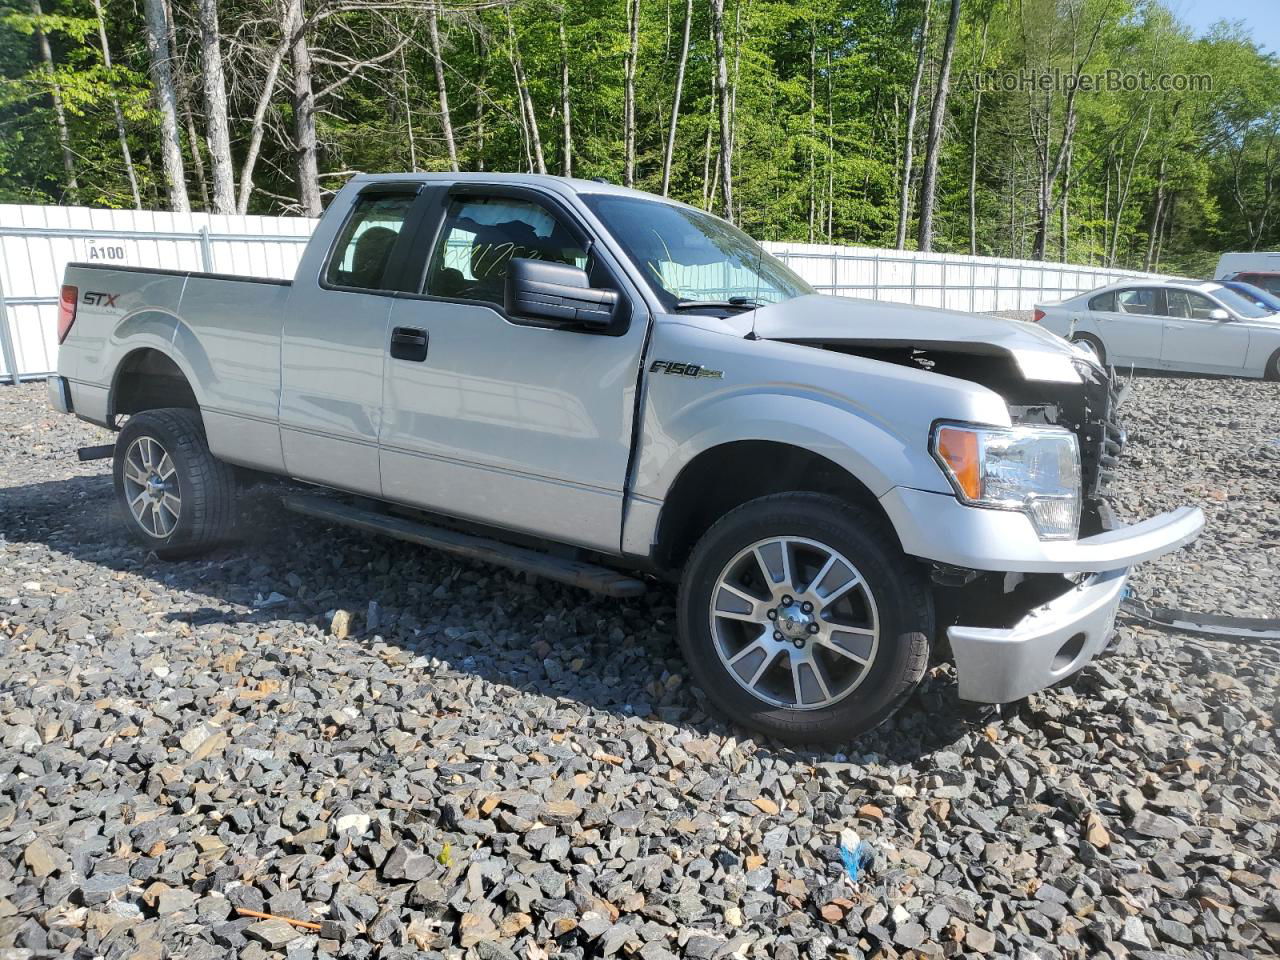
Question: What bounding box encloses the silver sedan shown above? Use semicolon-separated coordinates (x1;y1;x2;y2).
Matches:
1034;279;1280;379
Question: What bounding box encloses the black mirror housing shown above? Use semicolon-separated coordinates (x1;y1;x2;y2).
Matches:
505;258;619;330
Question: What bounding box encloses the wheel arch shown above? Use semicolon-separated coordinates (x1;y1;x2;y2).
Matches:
109;346;202;423
650;440;902;572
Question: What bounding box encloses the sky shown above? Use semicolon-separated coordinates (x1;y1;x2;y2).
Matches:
1170;0;1279;55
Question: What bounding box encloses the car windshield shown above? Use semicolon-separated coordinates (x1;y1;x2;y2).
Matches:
1224;281;1280;312
582;194;814;311
1202;284;1274;319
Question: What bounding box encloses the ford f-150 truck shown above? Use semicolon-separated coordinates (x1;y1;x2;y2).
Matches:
49;173;1205;744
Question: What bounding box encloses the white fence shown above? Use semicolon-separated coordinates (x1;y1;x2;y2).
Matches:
0;202;1171;383
0;204;313;383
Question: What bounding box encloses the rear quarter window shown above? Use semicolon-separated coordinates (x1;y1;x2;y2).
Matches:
1089;291;1115;312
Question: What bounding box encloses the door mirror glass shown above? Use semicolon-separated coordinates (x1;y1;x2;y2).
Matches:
505;258;618;329
1209;307;1231;321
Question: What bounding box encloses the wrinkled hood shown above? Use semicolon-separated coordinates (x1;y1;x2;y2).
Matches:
751;294;1087;383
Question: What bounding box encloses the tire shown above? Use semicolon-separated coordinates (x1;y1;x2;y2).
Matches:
112;408;236;558
1071;333;1106;366
677;492;932;745
1266;350;1280;382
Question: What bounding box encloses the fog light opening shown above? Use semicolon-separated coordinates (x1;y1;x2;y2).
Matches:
1053;632;1087;671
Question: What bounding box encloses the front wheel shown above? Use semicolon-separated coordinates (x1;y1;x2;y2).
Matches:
113;408;236;558
677;493;932;745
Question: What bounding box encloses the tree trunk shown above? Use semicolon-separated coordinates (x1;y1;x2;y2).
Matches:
197;0;236;213
1059;141;1072;262
163;0;209;209
807;27;816;242
31;0;78;202
1143;155;1167;270
507;11;546;174
710;0;733;220
623;0;641;187
91;0;141;208
967;16;989;256
660;0;692;195
428;6;459;172
476;30;487;171
402;48;417;171
236;15;288;213
916;0;960;253
143;0;189;211
895;0;932;249
1108;107;1153;266
284;0;321;216
559;14;572;177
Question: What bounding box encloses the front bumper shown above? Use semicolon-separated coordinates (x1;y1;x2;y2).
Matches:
881;486;1205;573
949;569;1127;703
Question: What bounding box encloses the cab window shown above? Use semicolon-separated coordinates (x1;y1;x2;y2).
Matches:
1164;290;1218;319
326;192;416;291
425;196;587;306
1115;288;1155;315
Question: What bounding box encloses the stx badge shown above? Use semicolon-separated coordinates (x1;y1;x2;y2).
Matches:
83;291;119;307
649;359;723;380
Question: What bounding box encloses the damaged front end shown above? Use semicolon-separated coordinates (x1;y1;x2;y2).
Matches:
791;339;1134;680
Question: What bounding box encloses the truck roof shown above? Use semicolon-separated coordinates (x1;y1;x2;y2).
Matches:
349;171;701;210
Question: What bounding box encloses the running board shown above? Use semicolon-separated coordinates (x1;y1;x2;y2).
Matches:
281;494;647;598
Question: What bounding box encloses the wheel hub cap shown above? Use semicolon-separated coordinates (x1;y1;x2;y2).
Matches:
123;436;181;538
709;536;880;711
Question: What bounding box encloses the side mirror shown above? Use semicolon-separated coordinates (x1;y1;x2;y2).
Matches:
1209;308;1230;321
505;258;618;330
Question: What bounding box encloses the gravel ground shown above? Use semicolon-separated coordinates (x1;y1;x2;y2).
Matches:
1;376;1278;960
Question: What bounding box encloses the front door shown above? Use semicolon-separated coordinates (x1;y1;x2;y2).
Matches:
379;188;649;553
1159;289;1250;374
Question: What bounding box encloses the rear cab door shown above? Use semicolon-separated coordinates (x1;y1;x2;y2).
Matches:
1096;287;1164;366
378;182;652;553
279;181;432;496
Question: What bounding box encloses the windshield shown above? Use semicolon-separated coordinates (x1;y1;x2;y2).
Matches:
582;194;814;311
1224;281;1280;312
1202;283;1274;319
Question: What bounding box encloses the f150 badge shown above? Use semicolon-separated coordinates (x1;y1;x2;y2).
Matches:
649;359;723;380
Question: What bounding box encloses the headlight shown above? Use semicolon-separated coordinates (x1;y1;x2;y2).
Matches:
931;422;1081;540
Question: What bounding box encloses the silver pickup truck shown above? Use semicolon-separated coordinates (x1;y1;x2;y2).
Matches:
48;173;1204;744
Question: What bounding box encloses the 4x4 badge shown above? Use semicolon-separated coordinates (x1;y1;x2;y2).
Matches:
649;359;723;380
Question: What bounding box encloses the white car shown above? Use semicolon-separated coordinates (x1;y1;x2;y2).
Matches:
1035;279;1280;379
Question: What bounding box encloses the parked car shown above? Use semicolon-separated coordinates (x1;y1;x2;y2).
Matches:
1034;279;1280;378
1215;251;1280;284
1219;279;1280;312
48;173;1203;744
1220;270;1280;297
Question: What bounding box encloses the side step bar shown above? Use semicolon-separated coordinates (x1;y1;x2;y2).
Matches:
282;494;647;599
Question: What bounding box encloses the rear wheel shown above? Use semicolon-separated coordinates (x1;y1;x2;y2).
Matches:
113;408;236;558
1266;349;1280;382
677;493;932;745
1071;333;1106;366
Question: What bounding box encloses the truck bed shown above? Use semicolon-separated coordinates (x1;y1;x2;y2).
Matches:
61;261;294;473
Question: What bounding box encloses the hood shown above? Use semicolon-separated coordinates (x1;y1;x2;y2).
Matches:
751;294;1086;383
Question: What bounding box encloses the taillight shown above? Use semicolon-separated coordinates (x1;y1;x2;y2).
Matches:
1032;308;1045;324
57;284;78;344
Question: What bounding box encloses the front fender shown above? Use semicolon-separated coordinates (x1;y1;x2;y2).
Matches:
635;389;946;503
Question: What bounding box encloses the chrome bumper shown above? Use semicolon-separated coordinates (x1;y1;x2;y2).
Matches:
881;486;1205;573
949;569;1127;703
47;375;73;414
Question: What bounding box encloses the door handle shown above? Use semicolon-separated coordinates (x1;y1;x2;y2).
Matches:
390;326;428;362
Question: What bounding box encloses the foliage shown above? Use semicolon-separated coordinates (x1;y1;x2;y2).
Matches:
1;0;1278;272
